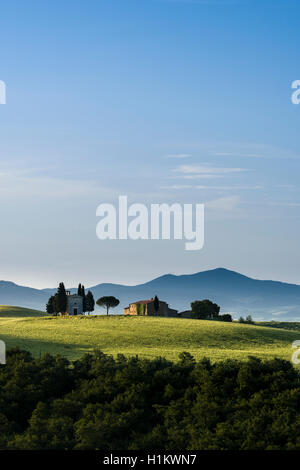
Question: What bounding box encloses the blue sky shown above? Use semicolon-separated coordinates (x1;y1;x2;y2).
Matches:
0;0;300;288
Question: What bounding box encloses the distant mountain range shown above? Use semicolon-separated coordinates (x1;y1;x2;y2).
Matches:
1;268;300;320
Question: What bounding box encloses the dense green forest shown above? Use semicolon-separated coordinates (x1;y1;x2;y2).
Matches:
1;348;300;450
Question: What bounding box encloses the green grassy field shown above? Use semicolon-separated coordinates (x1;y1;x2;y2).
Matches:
0;306;299;363
0;305;47;317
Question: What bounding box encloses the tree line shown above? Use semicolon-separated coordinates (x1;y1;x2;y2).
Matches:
47;286;235;321
46;282;120;316
190;299;232;321
0;348;299;450
46;282;95;315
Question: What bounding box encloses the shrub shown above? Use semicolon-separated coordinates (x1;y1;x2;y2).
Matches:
245;315;254;324
191;299;220;320
1;348;299;450
218;314;232;322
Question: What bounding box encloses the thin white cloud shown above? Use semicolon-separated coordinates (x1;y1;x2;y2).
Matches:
162;184;263;190
206;195;241;212
164;153;192;159
0;167;173;204
161;184;196;189
0;168;106;200
182;174;225;179
212;152;262;158
173;164;248;178
208;143;300;160
268;202;300;207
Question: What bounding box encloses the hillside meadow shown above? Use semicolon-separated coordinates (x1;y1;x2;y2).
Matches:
0;306;299;363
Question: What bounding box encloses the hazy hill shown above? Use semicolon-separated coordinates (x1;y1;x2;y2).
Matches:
1;268;300;320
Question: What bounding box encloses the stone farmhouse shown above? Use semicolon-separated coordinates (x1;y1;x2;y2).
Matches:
66;290;83;315
124;298;178;317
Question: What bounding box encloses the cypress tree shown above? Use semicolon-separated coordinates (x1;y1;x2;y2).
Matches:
85;291;95;315
46;295;56;315
81;285;86;312
56;282;67;314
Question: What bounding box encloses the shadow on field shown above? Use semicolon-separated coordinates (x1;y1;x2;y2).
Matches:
0;333;92;360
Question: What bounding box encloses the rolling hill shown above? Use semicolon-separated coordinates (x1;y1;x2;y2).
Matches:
0;305;46;317
0;311;298;363
1;268;300;320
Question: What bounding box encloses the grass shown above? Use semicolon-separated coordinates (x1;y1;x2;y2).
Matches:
0;305;47;317
0;306;300;363
256;321;300;332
